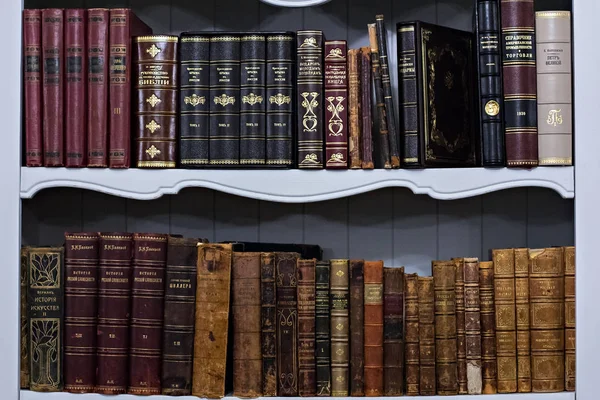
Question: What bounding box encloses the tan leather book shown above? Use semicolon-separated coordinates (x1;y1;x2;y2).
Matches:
298;259;316;396
193;243;233;398
529;248;565;392
418;276;435;395
564;246;575;392
453;258;468;394
348;49;362;169
479;261;497;394
364;261;384;396
330;259;350;396
515;248;532;392
404;273;420;396
464;258;482;394
260;253;277;396
383;267;404;395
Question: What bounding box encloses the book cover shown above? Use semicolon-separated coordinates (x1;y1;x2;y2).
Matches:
515;248;531;392
349;260;364;396
23;9;43;167
383;267;404;395
364;260;384;396
324;41;348;169
360;47;374;169
479;260;497;394
404;273;420;395
464;258;482;394
564;246;575;391
418;276;436;395
297;259;316;396
316;261;331;396
330;259;349;396
261;253;278;396
454;258;467;394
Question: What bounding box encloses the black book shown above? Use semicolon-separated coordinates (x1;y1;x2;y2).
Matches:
221;241;322;260
315;261;331;396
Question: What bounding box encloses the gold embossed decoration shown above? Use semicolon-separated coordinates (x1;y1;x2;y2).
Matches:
269;93;291;106
336;269;344;277
145;119;161;133
328;152;345;164
547;109;563;126
214;94;236;106
300;92;319;132
299;153;319;166
145;145;161;159
184;94;206;107
242;93;264;105
146;94;161;108
485;100;500;116
300;37;318;48
326;96;344;136
146;44;161;58
326;47;344;59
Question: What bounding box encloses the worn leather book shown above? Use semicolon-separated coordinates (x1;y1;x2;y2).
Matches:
226;242;322;260
383;267;404;395
232;252;262;397
364;260;384;396
515;248;531;392
464;258;482;394
297;30;324;169
418;276;436;395
404;273;419;396
475;0;505;166
23;9;43;167
529;248;565;392
324;41;348;169
360;47;374;169
348;48;362;169
26;246;64;391
315;261;331;396
162;237;198;395
501;0;538;166
432;260;458;395
330;259;350;396
65;9;86;167
109;9;151;168
349;260;364;396
275;252;300;396
536;11;572;166
64;233;98;393
454;259;467;394
564;246;575;392
42;9;64;167
479;260;497;394
20;248;29;389
260;253;278;396
493;249;517;393
298;259;316;396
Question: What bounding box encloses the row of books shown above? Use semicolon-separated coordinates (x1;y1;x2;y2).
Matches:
22;233;575;397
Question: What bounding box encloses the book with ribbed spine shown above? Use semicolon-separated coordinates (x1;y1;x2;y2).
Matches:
350;260;364;396
348;48;361;169
364;261;384;396
564;246;575;392
261;252;278;396
20;248;29;389
23;9;43;166
324;41;348;169
515;248;531;392
383;267;404;395
316;261;331;396
479;261;497;394
454;258;468;394
330;259;349;396
464;258;482;394
298;259;316;396
405;273;419;395
359;47;374;169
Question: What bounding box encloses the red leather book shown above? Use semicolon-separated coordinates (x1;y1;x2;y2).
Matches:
65;9;87;167
108;9;152;168
41;9;64;166
324;41;348;169
87;8;109;167
23;9;43;167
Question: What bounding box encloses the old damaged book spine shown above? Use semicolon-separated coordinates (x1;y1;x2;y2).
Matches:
20;248;29;389
330;259;350;396
515;248;531;392
360;47;374;169
418;276;435;395
404;273;420;396
261;253;278;396
564;246;575;392
454;259;468;394
479;260;497;394
23;9;43;166
349;260;364;396
347;48;361;169
364;261;384;396
324;40;348;169
464;258;482;394
298;259;317;396
383;267;404;395
316;261;331;396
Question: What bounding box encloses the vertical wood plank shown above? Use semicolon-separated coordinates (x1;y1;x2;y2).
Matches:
304;0;348;39
258;202;304;243
213;192;260;242
169;188;215;241
130;0;172;33
304;198;349;260
481;189;527;259
259;2;304;31
170;0;216;33
436;0;473;31
438;196;483;260
527;188;574;248
82;191;127;232
214;0;260;31
126;197;171;233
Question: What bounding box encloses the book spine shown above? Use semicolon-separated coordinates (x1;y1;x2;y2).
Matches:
564;246;575;392
364;261;384;396
529;248;565;393
232;252;262;397
41;9;64;166
383;267;404;395
535;11;572;166
240;35;267;165
298;259;317;396
349;260;364;396
418;276;436;395
454;259;468;394
348;48;361;169
464;258;483;394
260;253;278;396
501;0;538;167
479;261;497;394
330;259;350;396
161;237;198;395
23;9;43;167
20;248;29;389
64;233;98;393
360;47;374;169
297;30;324;169
324;41;348;169
405;273;420;395
316;261;331;396
515;248;531;392
27;247;64;391
179;35;210;167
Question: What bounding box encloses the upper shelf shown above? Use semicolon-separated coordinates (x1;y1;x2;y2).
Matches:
20;166;574;202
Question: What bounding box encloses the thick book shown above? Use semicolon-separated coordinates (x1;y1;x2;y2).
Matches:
396;21;476;167
20;248;29;389
349;260;364;396
368;24;391;168
330;259;350;396
64;233;98;393
360;47;374;169
479;260;497;394
260;253;278;396
324;41;348;169
348;48;361;169
404;273;420;396
536;11;572;166
515;248;531;392
26;246;64;392
232;252;262;397
364;260;384;396
418;276;436;395
297;31;324;169
23;9;43;167
564;246;575;392
454;259;467;394
162;236;198;395
464;258;483;394
298;259;316;396
383;267;404;395
223;242;322;261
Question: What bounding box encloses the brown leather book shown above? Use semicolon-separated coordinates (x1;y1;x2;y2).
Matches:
418;276;436;395
383;267;404;395
493;249;517;393
432;260;458;395
404;273;420;396
261;253;278;396
23;9;43;167
350;260;365;396
233;252;262;398
564;246;575;392
454;258;468;394
515;248;532;392
479;260;497;394
331;259;350;396
529;248;565;393
464;258;482;394
324;41;349;169
348;49;362;169
316;261;331;396
193;243;233;398
20;248;29;389
298;259;317;396
364;261;384;396
360;47;374;169
64;233;98;393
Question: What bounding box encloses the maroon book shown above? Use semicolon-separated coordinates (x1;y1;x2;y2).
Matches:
65;9;87;167
23;9;43;167
324;41;348;169
41;8;64;166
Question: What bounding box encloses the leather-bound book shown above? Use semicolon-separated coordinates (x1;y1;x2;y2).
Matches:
536;11;572;166
360;47;374;169
134;35;178;168
297;30;324;169
41;9;64;167
464;258;482;394
475;0;505;166
479;261;497;393
324;41;348;169
316;261;331;396
348;48;361;169
64;9;86;168
162;237;198;395
226;242;322;260
23;9;43;167
349;260;364;396
240;35;267;165
564;246;575;392
432;260;458;395
330;259;350;396
404;273;420;396
261;252;277;396
364;261;384;396
515;248;531;392
26;246;64;391
20;248;29;389
383;267;404;395
454;259;467;394
418;276;436;395
298;259;316;396
275;252;300;396
87;8;108;167
529;248;565;393
109;9;152;168
501;0;538;167
193;243;233;398
64;233;98;393
492;249;517;393
232;252;262;397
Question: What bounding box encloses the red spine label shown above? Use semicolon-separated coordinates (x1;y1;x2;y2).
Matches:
324;41;348;169
23;10;43;167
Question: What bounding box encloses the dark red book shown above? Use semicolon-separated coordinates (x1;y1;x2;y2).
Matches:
65;9;86;167
23;9;43;167
324;41;348;169
41;8;64;166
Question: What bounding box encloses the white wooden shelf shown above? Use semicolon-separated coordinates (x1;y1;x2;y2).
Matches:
19;166;574;202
